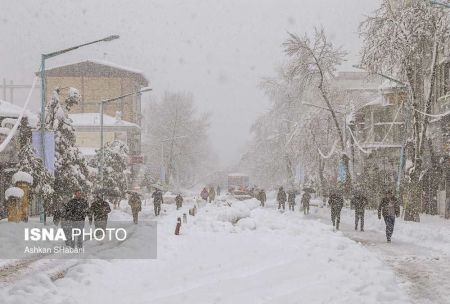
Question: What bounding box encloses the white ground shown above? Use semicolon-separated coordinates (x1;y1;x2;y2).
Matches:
0;194;448;304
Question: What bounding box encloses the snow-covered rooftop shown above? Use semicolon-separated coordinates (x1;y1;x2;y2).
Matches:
46;59;144;75
0;100;39;127
378;79;406;91
79;147;98;156
44;59;146;78
69;113;139;128
86;59;143;74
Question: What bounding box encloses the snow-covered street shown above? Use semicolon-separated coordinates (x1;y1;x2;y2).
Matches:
5;195;447;303
3;1;450;303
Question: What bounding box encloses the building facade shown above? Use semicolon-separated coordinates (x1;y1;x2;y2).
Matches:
42;60;149;183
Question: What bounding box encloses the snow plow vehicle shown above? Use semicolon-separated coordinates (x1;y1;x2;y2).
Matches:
227;173;253;200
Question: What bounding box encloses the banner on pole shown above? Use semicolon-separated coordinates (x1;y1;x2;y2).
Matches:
32;131;55;173
338;160;346;183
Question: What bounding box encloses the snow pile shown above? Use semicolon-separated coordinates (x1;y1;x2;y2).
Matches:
12;171;34;185
5;187;24;199
217;199;259;224
236;217;256;230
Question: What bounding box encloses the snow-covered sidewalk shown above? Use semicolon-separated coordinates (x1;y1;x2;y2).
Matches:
310;203;450;304
0;197;411;304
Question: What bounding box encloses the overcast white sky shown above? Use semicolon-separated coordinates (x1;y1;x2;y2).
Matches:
0;0;380;167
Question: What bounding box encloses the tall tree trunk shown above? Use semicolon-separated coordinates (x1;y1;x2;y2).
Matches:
404;39;438;222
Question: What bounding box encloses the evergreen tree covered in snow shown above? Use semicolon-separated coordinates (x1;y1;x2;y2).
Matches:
141;167;157;192
45;88;92;204
92;140;129;207
15;116;54;204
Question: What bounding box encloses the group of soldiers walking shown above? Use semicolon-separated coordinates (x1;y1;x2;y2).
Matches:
268;186;311;214
251;185;400;243
326;187;400;242
53;183;401;248
49;186;168;249
52;189;112;249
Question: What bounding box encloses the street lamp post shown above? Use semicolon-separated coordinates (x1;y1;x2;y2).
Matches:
39;35;119;223
98;87;152;196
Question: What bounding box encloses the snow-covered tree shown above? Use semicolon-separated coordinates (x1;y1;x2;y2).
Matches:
282;27;351;192
142;91;215;188
359;0;450;221
15;116;54;206
141;167;158;192
241;62;340;194
45;88;92;205
91;140;129;208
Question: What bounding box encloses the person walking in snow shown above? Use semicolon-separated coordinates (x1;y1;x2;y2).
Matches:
128;192;142;224
89;194;111;237
208;186;216;203
351;189;368;232
301;191;311;215
152;188;163;216
277;186;287;210
257;189;266;207
378;189;400;243
61;189;90;248
175;193;183;210
216;185;221;196
288;190;296;211
328;189;344;230
200;187;209;202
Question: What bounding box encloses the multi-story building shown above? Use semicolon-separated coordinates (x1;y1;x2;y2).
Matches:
69;112;141;162
42;60;149;183
352;80;407;206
